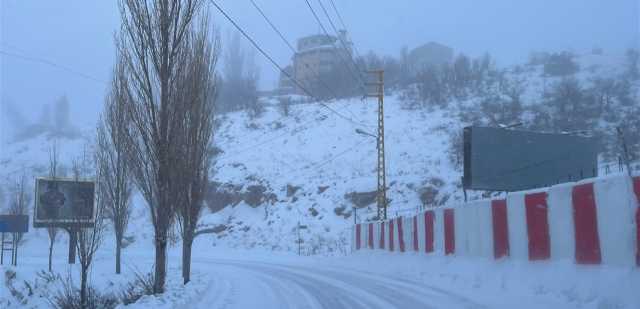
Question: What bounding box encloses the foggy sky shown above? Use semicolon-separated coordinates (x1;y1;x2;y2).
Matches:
1;0;638;145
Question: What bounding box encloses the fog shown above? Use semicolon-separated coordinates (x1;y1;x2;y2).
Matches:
1;0;638;145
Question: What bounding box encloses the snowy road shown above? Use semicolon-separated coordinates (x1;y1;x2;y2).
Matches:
191;258;485;309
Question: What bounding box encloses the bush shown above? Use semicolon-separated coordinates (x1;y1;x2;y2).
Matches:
119;270;155;305
49;276;118;309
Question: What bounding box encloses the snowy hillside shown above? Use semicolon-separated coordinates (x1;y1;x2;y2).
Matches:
0;51;638;255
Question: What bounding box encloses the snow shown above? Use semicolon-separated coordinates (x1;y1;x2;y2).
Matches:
548;183;575;260
506;192;528;260
6;240;636;308
593;175;637;266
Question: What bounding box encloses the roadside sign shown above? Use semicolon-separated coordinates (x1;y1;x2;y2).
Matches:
34;177;96;228
0;215;29;233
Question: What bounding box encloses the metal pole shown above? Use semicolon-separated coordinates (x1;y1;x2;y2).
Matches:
1;232;4;265
365;70;387;221
353;207;357;225
297;221;301;256
68;228;77;264
12;233;17;266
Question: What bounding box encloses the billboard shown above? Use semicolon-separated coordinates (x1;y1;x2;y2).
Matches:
463;126;598;192
34;178;96;228
0;215;29;233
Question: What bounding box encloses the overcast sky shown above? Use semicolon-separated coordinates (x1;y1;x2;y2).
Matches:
1;0;638;142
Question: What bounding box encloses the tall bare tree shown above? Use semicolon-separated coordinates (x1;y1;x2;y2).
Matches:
71;149;104;308
98;57;133;275
9;172;31;251
117;0;205;293
47;141;60;272
174;17;219;284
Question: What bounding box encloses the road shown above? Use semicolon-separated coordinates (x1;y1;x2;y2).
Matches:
191;258;485;309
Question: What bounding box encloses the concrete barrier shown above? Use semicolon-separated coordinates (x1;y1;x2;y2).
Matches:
352;174;640;268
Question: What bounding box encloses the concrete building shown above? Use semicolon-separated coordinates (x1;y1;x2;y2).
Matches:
278;31;353;95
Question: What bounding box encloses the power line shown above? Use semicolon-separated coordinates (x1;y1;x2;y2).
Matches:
209;0;371;131
327;0;364;61
248;0;296;53
0;49;107;84
315;0;365;76
248;0;367;124
248;0;342;103
210;0;313;96
302;0;365;92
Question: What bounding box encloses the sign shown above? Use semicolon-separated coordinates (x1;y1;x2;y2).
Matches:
0;215;29;233
34;178;96;228
463;126;598;191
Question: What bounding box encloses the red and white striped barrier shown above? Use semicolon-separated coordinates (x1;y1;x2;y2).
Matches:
352;174;640;267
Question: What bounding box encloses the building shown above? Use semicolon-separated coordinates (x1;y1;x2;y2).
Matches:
407;42;454;74
278;31;353;95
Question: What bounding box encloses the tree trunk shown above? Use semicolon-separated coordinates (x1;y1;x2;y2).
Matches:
48;241;53;272
182;237;193;284
116;240;122;275
80;266;88;308
154;236;168;294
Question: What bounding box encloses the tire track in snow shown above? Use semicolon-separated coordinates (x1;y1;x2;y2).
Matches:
191;258;486;309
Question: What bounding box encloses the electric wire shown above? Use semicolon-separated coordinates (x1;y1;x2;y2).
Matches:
302;0;366;93
209;0;373;131
316;0;365;77
327;0;364;61
0;49;107;84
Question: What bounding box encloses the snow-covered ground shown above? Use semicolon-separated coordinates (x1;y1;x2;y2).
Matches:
3;238;639;308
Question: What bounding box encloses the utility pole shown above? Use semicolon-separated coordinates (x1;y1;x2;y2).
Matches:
365;70;387;221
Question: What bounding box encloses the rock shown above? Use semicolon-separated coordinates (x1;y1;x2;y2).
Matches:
205;181;243;213
309;207;319;217
317;186;329;194
344;190;378;208
286;184;301;197
244;185;267;207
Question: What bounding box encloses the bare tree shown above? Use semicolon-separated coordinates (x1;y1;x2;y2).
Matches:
47;141;60;272
71;149;104;308
9;172;31;246
173;17;219;284
98;57;133;275
218;30;260;115
117;0;206;293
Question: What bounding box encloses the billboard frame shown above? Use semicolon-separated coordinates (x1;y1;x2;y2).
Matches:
33;177;97;228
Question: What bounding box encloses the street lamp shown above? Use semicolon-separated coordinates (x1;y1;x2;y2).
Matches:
355;128;377;139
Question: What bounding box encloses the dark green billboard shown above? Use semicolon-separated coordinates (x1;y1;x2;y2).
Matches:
34;178;96;228
463;126;598;191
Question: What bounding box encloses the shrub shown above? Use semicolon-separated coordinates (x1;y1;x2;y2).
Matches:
119;270;155;305
49;276;118;309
